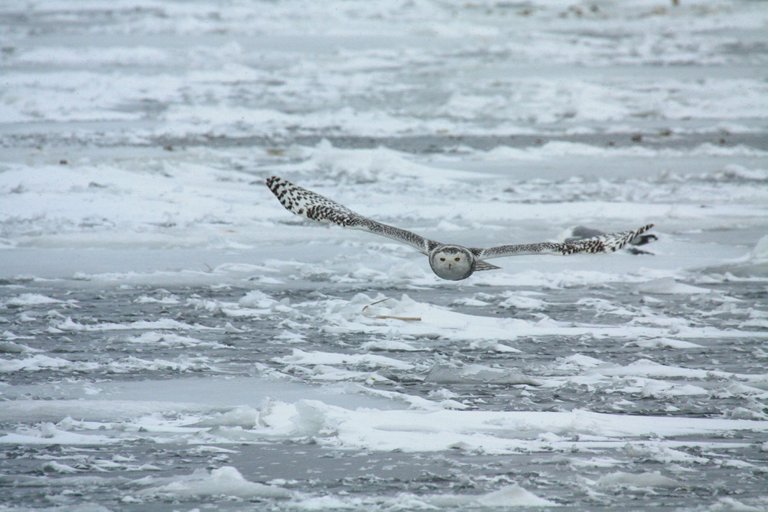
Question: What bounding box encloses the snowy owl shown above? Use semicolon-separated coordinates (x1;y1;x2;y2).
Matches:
266;176;655;281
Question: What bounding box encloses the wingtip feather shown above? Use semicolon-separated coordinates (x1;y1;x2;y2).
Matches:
265;175;287;194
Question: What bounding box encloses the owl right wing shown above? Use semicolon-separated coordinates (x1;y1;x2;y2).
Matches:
473;224;655;260
266;176;438;255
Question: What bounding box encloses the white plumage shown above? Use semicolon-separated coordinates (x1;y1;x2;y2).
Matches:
266;176;655;281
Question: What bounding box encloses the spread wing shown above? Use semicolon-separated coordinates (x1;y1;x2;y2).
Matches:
266;176;438;255
566;225;658;247
473;224;655;260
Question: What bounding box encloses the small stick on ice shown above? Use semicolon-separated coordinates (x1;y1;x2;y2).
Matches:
362;297;422;322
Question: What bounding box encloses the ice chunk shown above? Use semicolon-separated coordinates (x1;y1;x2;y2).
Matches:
275;349;414;370
4;293;63;307
426;363;541;385
595;471;681;489
638;278;712;294
142;466;291;499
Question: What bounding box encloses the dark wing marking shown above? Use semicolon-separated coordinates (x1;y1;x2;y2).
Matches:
566;225;658;247
473;224;655;260
266;176;437;255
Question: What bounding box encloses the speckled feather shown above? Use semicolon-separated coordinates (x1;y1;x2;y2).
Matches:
474;224;655;259
266;176;435;254
266;176;358;227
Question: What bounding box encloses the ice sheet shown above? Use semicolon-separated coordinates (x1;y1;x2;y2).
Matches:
1;1;767;510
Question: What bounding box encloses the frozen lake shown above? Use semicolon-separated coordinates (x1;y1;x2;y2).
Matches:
1;1;767;510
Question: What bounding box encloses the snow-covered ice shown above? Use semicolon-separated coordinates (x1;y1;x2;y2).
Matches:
1;0;767;510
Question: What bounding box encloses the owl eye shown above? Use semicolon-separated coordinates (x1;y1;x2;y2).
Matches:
454;256;461;262
439;257;446;262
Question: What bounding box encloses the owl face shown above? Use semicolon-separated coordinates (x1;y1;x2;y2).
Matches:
428;245;475;281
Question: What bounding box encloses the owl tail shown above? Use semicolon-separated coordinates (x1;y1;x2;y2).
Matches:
474;260;501;272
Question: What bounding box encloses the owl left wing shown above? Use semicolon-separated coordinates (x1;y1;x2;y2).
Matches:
266;176;438;255
473;224;655;260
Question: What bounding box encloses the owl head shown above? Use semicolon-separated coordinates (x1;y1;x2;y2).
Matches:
428;245;475;280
